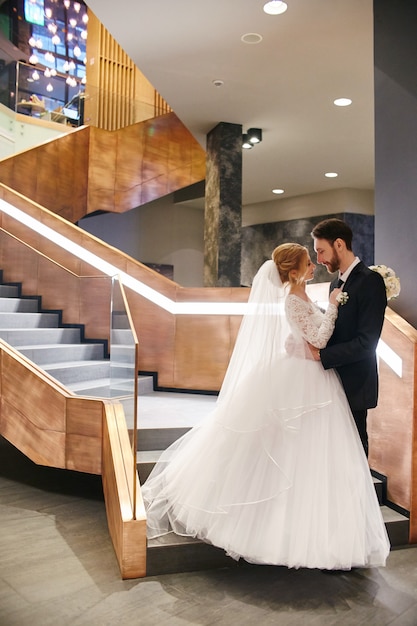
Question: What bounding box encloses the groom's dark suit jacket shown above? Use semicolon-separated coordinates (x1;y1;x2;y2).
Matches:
320;261;387;411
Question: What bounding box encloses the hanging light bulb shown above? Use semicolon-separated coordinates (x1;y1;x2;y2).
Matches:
81;30;87;40
67;33;73;41
50;68;57;76
28;36;36;47
81;76;86;84
44;68;51;77
47;23;57;34
82;13;89;24
63;60;70;72
74;2;81;12
32;70;40;80
69;18;77;27
29;53;38;64
73;45;81;57
52;34;60;46
45;8;52;19
46;83;53;92
66;76;72;85
45;51;55;63
68;60;76;71
63;0;70;8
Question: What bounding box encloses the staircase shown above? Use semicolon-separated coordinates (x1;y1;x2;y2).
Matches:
0;276;410;577
0;279;111;394
136;391;411;576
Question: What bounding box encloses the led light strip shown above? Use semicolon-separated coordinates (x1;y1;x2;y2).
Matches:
0;199;406;377
0;199;249;315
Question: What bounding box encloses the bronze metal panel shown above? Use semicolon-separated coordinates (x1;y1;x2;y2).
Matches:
174;315;232;390
2;351;66;432
369;308;417;542
0;399;66;468
66;433;102;474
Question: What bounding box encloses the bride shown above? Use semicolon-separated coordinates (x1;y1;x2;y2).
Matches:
141;243;390;570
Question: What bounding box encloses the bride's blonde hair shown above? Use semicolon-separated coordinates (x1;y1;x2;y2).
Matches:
272;243;308;285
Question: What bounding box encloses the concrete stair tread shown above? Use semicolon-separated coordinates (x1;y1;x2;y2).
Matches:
17;343;102;349
145;505;409;576
148;504;408;547
44;359;109;368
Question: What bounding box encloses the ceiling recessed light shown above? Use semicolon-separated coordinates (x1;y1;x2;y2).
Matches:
272;188;284;194
325;172;338;178
334;98;352;107
241;33;263;44
263;1;288;15
212;79;224;87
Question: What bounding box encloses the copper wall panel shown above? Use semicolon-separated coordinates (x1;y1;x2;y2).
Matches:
66;396;103;438
66;433;102;474
174;315;233;390
87;127;117;213
0;114;204;222
114;122;144;211
0;399;66;468
79;275;112;343
369;308;417;541
2;351;66;431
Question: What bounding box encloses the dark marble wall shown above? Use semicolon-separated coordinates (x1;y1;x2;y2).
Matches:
374;0;417;328
204;122;242;287
241;213;375;286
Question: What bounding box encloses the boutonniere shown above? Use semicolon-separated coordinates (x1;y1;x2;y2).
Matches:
369;264;401;301
336;291;349;306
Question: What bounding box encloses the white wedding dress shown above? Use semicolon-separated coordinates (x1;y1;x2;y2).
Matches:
141;261;390;570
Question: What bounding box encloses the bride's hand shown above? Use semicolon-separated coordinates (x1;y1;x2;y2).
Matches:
329;288;342;306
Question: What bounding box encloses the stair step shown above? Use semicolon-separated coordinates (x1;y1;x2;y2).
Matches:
0;327;82;345
0;297;39;312
137;449;163;483
145;506;409;576
66;374;155;398
0;285;19;297
0;311;60;328
43;360;110;385
18;343;105;364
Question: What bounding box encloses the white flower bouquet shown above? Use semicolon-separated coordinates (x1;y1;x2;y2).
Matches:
369;264;401;301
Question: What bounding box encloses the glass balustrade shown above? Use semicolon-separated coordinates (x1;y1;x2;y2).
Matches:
0;60;170;129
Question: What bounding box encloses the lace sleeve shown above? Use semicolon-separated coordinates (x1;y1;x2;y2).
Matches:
285;296;338;349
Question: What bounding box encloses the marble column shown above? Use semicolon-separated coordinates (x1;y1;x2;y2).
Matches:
204;122;242;287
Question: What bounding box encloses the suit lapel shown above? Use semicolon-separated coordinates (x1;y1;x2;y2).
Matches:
342;261;364;290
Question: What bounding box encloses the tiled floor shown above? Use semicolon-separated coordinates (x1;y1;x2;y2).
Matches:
1;434;417;626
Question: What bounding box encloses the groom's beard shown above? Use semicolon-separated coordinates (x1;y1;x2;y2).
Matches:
324;248;340;274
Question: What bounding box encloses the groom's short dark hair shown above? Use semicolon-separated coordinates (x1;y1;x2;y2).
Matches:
311;218;353;251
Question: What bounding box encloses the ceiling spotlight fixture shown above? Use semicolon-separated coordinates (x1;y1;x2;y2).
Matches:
272;188;284;194
241;32;263;44
247;128;262;144
242;134;253;149
212;79;224;87
263;1;288;15
334;98;352;107
242;128;262;150
325;172;338;178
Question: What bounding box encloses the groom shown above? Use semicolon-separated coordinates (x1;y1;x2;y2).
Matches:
311;218;387;456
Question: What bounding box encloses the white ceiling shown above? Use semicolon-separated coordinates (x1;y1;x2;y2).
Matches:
85;0;375;207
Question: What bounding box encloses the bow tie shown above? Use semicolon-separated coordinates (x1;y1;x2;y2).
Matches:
336;278;344;288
